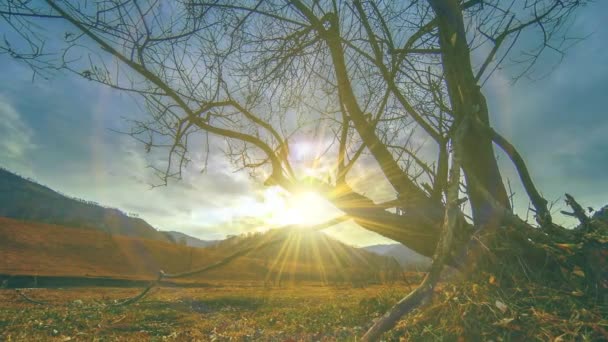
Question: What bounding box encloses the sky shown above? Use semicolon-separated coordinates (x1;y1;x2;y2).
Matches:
0;2;607;246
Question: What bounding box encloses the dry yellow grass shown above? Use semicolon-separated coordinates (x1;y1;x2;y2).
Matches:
0;217;401;284
0;283;413;341
0;217;218;280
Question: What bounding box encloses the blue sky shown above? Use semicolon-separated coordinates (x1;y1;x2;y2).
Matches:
483;2;608;221
0;2;607;245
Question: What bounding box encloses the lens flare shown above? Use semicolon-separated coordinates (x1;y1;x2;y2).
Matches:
264;188;334;226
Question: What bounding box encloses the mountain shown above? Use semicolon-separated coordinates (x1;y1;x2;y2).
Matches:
363;244;399;255
363;243;431;271
0;167;170;242
163;231;220;248
0;216;403;284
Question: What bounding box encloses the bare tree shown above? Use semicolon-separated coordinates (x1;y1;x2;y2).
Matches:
2;0;604;339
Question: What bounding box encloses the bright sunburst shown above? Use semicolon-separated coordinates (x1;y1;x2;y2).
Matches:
263;187;335;226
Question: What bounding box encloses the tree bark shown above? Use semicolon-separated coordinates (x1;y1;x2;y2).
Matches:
429;0;511;228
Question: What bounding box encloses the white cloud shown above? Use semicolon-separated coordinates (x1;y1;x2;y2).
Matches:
0;95;36;162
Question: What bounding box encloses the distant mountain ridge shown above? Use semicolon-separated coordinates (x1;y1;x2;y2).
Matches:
363;243;431;271
0;167;173;242
164;231;220;248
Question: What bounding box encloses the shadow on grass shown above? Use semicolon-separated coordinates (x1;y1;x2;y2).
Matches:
140;296;266;314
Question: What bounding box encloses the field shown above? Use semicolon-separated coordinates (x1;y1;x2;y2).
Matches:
0;217;425;340
2;216;606;341
0;283;413;341
3;277;607;341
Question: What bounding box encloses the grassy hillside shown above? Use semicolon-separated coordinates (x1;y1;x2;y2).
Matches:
0;217;211;280
0;217;402;284
0;168;170;242
208;228;404;284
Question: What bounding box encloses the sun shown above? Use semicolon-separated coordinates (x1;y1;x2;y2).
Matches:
263;188;336;227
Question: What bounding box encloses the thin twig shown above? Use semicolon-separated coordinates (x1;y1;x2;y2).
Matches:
563;193;589;227
15;289;51;305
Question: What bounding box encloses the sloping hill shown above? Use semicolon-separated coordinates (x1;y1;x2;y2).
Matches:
0;217;402;284
0;217;208;280
209;228;404;283
0;167;170;242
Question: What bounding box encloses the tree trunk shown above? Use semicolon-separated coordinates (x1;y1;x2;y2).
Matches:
307;181;474;264
429;0;510;228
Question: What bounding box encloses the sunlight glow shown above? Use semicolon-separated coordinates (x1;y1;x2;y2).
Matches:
264;188;333;226
292;141;313;160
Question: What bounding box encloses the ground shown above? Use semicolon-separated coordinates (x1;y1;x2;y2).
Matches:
1;278;606;341
0;282;413;341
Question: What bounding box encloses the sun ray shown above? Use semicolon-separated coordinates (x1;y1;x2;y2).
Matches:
309;233;328;284
318;233;350;283
274;234;297;286
264;232;292;284
288;232;302;283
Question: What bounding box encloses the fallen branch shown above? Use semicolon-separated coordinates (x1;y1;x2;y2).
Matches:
14;216;351;307
112;215;350;306
110;271;166;306
110;239;285;306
